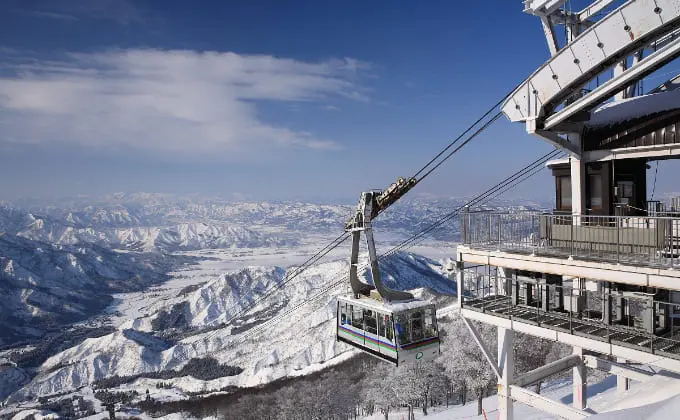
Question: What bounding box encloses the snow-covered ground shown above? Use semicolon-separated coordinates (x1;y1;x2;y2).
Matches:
361;372;680;420
104;237;456;327
103;235;351;326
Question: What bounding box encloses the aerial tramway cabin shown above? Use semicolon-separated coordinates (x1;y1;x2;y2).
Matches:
454;1;680;419
336;186;441;366
336;295;440;366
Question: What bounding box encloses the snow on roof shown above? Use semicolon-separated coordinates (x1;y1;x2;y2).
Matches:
546;157;570;168
586;89;680;128
337;294;434;313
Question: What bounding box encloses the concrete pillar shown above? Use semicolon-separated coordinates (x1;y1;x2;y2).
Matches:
617;357;630;392
615;293;625;323
642;298;654;334
498;267;514;298
498;327;515;420
603;282;612;325
572;346;587;410
570;153;586;218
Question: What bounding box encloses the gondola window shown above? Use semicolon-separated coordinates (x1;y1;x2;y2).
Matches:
424;308;436;338
339;302;348;325
396;313;411;345
351;305;363;329
386;315;394;341
411;310;424;341
364;309;378;334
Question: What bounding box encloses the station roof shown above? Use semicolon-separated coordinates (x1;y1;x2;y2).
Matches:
586;88;680;129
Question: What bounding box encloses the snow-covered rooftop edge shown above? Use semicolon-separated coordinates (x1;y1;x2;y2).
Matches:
586;88;680;128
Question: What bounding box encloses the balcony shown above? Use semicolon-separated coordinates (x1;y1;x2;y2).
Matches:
461;272;680;360
460;211;680;269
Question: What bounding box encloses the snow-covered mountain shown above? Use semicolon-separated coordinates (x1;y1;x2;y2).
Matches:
0;359;30;401
0;206;292;252
0;232;188;346
9;252;456;400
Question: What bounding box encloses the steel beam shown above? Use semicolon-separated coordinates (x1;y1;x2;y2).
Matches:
504;0;680;124
515;355;582;387
529;128;581;157
498;327;515;420
509;385;590;420
544;36;680;130
583;354;656;382
461;315;500;378
573;346;587;410
577;0;615;21
461;308;680;374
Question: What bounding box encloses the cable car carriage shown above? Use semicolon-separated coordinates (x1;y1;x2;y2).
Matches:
336;296;439;366
336;189;440;366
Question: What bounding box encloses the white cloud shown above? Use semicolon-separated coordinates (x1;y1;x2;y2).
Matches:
0;49;370;157
12;0;145;25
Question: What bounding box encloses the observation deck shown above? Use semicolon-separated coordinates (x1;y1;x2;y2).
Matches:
457;211;680;287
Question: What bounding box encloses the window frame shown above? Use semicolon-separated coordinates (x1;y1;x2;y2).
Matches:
364;309;378;335
557;175;572;211
589;173;603;210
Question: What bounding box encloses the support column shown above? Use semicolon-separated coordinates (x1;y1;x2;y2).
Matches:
498;267;514;298
572;346;587;410
603;282;612;325
615;291;625;323
498;327;514;420
541;280;549;312
617;357;630;392
569;151;586;218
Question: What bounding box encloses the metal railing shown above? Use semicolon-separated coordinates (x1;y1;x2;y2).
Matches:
460;211;680;268
461;273;680;358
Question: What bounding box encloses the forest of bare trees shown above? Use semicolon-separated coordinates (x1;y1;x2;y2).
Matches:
136;314;568;420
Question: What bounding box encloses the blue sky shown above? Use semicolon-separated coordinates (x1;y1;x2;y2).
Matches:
1;0;679;203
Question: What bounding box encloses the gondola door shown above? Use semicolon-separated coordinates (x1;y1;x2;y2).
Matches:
362;309;380;354
377;312;398;365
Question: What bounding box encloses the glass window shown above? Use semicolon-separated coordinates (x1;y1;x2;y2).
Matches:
386;315;394;341
340;303;347;325
351;305;363;330
410;311;424;341
424;308;436;338
364;309;377;335
559;176;572;210
589;174;602;209
395;313;410;345
378;313;386;337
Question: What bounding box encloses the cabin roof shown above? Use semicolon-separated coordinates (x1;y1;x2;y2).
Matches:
337;294;432;313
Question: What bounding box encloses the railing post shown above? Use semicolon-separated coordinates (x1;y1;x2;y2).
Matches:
570;215;575;258
462;206;469;245
673;219;677;269
536;284;541;325
498;214;502;250
488;213;492;245
616;216;620;263
569;302;573;333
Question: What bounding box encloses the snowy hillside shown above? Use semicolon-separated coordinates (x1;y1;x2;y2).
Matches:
0;232;188;346
0;359;29;401
9;252;455;400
